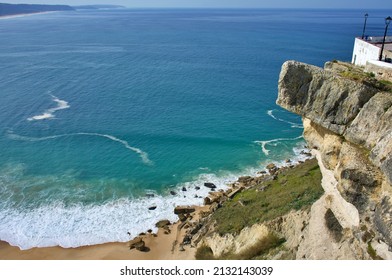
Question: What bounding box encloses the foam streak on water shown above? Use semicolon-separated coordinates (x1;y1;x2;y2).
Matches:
254;136;303;156
27;95;70;121
6;131;152;165
0;144;311;250
267;110;303;128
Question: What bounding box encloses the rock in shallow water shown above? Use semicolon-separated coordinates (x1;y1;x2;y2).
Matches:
204;182;217;189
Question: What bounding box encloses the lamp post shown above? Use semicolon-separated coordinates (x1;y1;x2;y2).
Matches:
362;13;369;39
379;16;392;61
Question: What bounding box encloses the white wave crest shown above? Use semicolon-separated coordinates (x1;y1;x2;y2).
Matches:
254;135;303;156
0;171;233;250
0;142;311;250
267;109;303;128
6;131;152;165
27;95;70;121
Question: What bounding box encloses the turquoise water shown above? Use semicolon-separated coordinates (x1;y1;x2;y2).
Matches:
0;9;390;249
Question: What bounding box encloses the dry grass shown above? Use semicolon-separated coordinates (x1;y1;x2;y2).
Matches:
195;232;286;260
195;245;215;260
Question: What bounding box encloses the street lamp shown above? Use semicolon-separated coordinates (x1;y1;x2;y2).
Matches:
379;16;392;61
362;13;369;39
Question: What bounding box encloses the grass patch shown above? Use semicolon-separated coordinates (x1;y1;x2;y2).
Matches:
213;158;323;236
227;233;286;260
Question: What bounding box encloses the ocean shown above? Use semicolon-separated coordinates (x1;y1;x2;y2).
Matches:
0;8;390;249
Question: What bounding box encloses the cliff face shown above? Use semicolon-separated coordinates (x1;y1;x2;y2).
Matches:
191;60;391;260
277;60;392;259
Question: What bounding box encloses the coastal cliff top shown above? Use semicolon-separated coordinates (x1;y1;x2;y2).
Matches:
277;60;392;184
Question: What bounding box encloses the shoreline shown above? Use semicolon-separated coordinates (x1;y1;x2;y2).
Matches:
0;142;309;251
0;205;217;260
0;150;312;260
0;11;56;20
0;223;195;260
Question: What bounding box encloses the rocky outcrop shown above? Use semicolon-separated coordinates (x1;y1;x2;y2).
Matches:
277;60;392;259
174;206;196;215
202;224;270;257
190;60;391;260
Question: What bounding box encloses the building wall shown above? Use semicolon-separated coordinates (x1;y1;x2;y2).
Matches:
352;38;380;66
365;61;392;82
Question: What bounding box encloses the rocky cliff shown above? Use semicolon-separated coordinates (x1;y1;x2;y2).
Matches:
276;60;392;259
190;61;392;260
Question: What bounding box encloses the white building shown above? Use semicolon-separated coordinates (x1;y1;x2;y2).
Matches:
352;36;392;66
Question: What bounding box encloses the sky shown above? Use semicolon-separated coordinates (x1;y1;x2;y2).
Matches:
2;0;391;9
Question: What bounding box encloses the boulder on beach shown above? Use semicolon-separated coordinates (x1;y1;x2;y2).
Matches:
238;176;252;183
204;197;212;205
174;206;196;215
178;213;188;222
129;237;146;251
155;219;171;228
266;163;279;175
266;163;276;170
227;187;243;199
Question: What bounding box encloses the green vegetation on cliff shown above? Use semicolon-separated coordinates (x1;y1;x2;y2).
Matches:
213;158;323;236
331;61;392;93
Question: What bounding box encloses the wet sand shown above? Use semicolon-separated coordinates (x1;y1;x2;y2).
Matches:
0;222;196;260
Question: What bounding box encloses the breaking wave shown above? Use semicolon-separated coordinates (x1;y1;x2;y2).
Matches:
0;142;311;250
254;136;304;156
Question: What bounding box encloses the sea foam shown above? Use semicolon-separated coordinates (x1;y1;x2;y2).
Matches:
0;144;310;250
267;109;303;128
0;171;232;250
254;135;303;156
6;131;152;165
27;95;70;121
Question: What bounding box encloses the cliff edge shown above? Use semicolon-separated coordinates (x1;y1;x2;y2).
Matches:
277;60;392;259
180;61;392;260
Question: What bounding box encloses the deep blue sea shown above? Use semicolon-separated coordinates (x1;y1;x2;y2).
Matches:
0;8;390;249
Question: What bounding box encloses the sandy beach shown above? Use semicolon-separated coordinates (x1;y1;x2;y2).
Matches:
0;203;216;260
0;221;196;260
